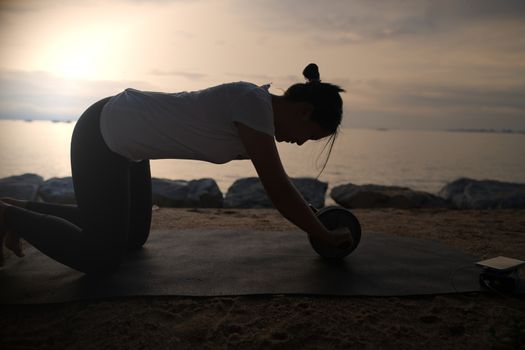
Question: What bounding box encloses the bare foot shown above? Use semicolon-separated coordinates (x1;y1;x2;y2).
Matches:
0;200;25;263
5;230;24;257
0;197;28;209
0;200;11;263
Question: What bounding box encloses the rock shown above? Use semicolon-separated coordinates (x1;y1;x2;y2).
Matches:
0;173;44;201
187;178;223;208
152;178;189;207
331;183;448;209
224;177;327;208
224;178;270;208
38;177;76;204
152;178;223;207
438;178;525;209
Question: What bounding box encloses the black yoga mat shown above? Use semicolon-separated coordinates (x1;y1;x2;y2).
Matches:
0;229;496;304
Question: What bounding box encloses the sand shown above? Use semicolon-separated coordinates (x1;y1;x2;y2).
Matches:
1;208;524;349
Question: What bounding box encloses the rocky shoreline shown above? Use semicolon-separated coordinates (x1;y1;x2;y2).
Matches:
0;173;524;210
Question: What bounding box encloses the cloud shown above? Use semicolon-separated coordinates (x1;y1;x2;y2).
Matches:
2;68;523;130
344;78;525;129
0;0;197;12
426;0;525;21
0;69;154;120
150;69;207;80
118;0;199;3
0;2;37;13
225;72;300;86
0;0;87;13
234;0;525;44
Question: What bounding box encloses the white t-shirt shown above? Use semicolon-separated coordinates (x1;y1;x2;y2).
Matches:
99;81;274;163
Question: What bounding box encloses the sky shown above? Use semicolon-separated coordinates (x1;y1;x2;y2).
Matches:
0;0;524;130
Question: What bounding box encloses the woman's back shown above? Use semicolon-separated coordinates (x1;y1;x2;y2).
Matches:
100;81;275;163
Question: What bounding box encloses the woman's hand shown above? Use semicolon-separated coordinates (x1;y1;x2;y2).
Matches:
310;227;353;250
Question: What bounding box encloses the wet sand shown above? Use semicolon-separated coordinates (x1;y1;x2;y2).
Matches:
1;208;524;349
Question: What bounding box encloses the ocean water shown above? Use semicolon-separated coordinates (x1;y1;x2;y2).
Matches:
1;120;524;201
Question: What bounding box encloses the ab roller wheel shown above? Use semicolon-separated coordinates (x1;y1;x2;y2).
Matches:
308;205;362;260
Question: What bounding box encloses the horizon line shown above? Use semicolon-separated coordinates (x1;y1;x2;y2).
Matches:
1;117;524;135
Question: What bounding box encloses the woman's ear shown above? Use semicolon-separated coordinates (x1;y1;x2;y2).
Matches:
297;102;314;120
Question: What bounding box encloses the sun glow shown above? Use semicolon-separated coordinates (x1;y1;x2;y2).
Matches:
4;3;150;81
42;23;128;80
48;37;103;79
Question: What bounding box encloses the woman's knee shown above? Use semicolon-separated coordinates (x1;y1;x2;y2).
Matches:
127;229;150;250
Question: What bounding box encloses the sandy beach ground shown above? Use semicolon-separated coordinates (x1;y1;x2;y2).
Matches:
1;208;524;349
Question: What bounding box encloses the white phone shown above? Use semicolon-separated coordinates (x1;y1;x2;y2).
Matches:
475;256;525;272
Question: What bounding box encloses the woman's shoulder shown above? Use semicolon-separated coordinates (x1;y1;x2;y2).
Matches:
198;81;268;103
215;81;271;92
225;81;271;99
214;81;259;92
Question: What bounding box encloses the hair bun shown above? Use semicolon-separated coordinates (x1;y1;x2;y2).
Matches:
303;63;320;83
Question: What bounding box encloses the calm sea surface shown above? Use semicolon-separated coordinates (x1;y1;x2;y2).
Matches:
1;120;524;201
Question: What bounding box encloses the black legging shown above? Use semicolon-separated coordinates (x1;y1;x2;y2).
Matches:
4;96;152;274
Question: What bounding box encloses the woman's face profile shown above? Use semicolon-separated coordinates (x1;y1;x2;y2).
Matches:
275;116;331;146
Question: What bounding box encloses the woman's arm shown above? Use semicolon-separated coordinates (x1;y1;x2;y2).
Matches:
235;122;349;245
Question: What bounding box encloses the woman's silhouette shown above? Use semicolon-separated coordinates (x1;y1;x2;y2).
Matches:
0;63;349;274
